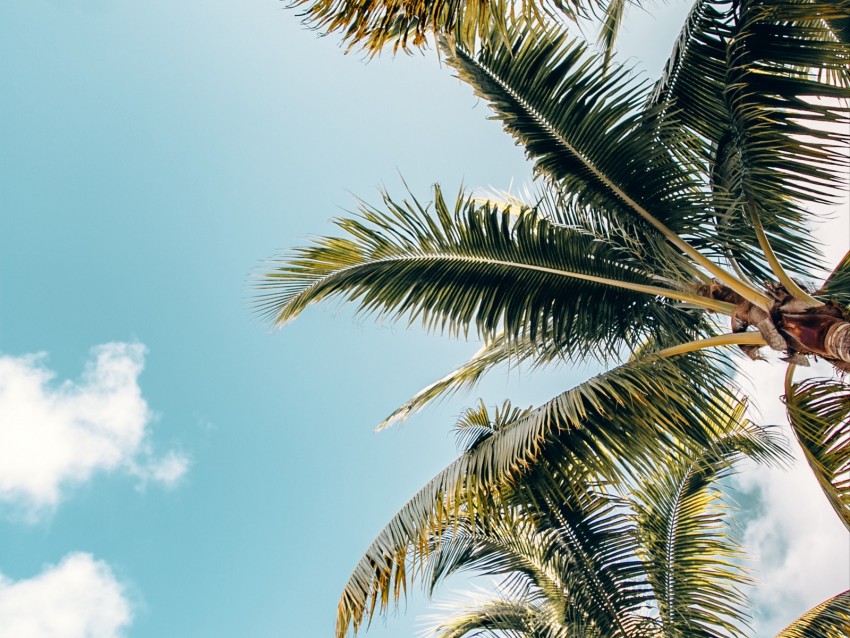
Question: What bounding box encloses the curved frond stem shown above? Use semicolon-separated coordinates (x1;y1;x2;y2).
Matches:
784;363;797;400
749;206;822;307
442;255;734;313
655;332;767;359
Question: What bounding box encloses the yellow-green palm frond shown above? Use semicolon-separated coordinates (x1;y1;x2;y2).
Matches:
774;590;850;638
333;355;745;637
631;407;787;637
288;0;594;55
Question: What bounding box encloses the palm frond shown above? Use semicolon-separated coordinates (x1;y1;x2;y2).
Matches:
377;333;543;431
774;590;850;638
444;21;769;305
425;467;652;635
784;373;850;530
650;0;849;283
288;0;593;55
423;506;575;619
715;0;849;280
631;408;787;637
334;354;741;637
259;186;719;364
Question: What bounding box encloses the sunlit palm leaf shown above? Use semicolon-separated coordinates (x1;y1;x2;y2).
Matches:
334;354;740;637
426;465;652;635
428;595;567;638
443;21;776;297
259;186;714;363
774;590;850;638
288;0;592;54
444;24;708;247
632;409;787;637
784;374;850;530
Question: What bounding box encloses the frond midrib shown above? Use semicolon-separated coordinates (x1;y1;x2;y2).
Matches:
452;40;770;309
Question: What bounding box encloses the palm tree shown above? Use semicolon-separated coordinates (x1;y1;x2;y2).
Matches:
261;0;850;635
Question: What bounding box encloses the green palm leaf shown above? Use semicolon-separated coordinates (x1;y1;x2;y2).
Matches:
631;408;787;637
258;186;719;363
443;21;770;304
334;354;743;637
774;590;850;638
654;0;849;282
784;373;850;530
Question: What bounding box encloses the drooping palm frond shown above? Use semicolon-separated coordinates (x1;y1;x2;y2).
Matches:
423;404;783;638
655;0;850;283
428;464;654;636
377;333;545;430
631;408;787;638
774;590;850;638
443;21;770;306
334;354;745;637
259;186;725;364
783;372;850;530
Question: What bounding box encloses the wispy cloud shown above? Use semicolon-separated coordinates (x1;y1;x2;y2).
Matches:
0;342;188;515
0;553;132;638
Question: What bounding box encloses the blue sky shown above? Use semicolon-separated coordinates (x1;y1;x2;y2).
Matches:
0;1;846;637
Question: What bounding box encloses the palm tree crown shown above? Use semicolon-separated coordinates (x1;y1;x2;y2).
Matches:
264;0;850;636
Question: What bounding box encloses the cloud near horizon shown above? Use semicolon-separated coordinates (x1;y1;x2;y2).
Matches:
0;342;188;515
0;553;132;638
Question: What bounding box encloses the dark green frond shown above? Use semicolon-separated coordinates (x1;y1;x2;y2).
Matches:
649;0;849;282
259;186;714;364
784;374;850;530
444;24;707;245
720;0;850;277
334;354;740;637
443;20;776;291
775;590;850;638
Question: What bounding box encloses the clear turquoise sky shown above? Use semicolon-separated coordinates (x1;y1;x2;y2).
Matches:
0;2;845;637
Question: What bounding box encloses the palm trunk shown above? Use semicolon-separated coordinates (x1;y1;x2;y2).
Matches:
780;311;850;364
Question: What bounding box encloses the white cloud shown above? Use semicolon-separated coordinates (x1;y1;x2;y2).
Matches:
0;553;132;638
0;342;188;513
735;358;850;636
